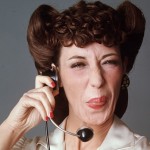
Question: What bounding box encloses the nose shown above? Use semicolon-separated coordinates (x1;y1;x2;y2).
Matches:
89;67;104;88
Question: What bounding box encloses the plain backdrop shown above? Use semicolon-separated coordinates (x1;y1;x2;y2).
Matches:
0;0;150;140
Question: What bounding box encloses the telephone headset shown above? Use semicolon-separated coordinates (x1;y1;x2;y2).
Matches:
41;63;94;150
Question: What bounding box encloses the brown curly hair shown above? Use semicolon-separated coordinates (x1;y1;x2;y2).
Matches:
27;0;145;124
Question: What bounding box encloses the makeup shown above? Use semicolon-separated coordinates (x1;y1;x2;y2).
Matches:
86;96;107;110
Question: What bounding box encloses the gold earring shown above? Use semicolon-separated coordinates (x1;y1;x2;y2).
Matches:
121;74;130;90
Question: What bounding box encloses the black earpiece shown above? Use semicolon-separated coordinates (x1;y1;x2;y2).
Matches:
40;63;59;91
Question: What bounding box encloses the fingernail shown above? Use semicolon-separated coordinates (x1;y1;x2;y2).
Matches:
50;112;54;119
51;82;56;88
45;116;49;121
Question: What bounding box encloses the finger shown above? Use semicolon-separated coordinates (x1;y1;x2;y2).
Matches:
22;94;48;121
28;86;59;98
53;89;59;97
42;86;56;109
25;91;54;117
27;86;56;109
35;75;55;89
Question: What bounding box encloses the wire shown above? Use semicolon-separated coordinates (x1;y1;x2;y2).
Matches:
45;121;50;150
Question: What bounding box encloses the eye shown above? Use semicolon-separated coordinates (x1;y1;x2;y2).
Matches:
71;62;86;69
102;60;121;66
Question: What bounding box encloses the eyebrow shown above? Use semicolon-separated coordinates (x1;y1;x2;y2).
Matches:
68;55;85;60
68;53;119;60
102;53;120;59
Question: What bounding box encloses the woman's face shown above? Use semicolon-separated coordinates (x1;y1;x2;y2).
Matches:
59;43;124;125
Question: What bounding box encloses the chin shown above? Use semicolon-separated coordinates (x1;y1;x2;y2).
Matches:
81;113;111;126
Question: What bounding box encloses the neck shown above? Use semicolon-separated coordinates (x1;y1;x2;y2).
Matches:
65;115;114;150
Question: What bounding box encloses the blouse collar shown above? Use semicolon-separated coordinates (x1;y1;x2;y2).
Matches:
98;116;135;150
37;116;136;150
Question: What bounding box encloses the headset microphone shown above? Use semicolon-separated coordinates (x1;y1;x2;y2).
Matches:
42;64;94;150
50;118;94;142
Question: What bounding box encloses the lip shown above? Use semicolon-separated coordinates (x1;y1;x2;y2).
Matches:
86;96;107;109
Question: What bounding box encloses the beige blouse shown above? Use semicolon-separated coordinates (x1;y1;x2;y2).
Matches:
12;116;150;150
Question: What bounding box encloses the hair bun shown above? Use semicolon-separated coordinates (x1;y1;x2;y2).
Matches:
117;1;145;34
27;5;59;71
117;1;146;72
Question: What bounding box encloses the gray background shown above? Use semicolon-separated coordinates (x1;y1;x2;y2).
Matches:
0;0;150;139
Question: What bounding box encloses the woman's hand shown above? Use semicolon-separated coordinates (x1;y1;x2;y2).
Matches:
0;75;59;149
5;75;58;134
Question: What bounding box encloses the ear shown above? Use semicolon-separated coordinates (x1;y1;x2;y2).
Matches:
123;57;128;74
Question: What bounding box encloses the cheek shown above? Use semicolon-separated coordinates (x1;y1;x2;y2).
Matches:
60;69;86;103
107;67;123;85
107;70;123;100
61;70;83;89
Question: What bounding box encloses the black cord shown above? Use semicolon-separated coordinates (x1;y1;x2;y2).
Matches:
45;121;50;150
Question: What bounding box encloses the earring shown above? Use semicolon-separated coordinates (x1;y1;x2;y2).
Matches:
121;74;130;90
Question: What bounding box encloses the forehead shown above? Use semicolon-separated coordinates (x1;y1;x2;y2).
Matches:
60;43;120;60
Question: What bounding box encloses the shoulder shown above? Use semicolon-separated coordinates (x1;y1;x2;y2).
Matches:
12;136;47;150
133;133;150;149
114;116;150;149
99;116;150;149
12;118;67;150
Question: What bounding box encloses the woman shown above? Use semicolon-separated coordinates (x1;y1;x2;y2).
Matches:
0;0;149;149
